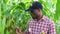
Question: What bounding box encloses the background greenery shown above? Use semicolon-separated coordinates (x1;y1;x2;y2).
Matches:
0;0;60;34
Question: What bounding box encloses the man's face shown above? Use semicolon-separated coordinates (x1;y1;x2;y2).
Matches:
30;9;42;19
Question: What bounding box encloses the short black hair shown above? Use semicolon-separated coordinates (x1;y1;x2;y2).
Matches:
26;1;43;11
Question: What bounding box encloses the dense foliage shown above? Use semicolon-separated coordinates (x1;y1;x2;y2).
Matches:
0;0;60;34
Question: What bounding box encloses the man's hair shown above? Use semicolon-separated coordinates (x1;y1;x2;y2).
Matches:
26;1;43;11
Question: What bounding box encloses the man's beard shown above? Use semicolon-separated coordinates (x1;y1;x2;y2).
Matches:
32;17;37;19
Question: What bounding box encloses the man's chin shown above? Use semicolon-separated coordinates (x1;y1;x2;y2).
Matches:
32;18;36;19
33;18;36;19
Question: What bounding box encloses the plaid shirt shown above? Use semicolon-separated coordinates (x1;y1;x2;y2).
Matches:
25;15;56;34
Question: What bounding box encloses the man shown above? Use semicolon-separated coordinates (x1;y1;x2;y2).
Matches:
16;1;56;34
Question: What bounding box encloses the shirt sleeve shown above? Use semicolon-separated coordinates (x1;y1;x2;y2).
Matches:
25;19;30;34
25;29;29;34
25;23;29;34
49;20;56;34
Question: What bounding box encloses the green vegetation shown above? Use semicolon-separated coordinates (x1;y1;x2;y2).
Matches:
0;0;60;34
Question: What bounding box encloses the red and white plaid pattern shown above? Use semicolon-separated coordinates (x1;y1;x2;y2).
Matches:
26;15;56;34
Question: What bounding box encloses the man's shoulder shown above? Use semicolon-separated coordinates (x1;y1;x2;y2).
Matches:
43;15;54;24
27;18;33;24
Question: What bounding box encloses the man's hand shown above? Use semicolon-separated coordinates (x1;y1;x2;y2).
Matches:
15;27;22;34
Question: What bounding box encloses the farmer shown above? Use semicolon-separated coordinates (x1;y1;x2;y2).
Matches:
16;1;56;34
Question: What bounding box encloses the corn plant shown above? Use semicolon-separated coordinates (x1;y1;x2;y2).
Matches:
0;0;60;34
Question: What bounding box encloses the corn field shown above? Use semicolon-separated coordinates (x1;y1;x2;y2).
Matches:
0;0;60;34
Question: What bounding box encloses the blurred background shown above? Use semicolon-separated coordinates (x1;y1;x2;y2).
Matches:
0;0;60;34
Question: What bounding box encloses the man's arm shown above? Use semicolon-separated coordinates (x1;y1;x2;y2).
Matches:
16;27;27;34
49;21;56;34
